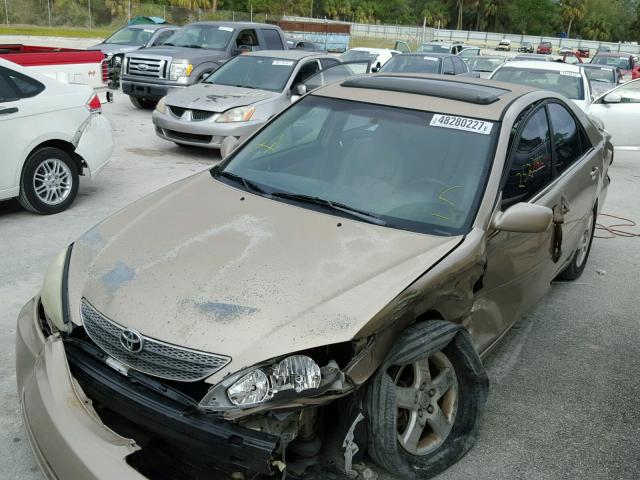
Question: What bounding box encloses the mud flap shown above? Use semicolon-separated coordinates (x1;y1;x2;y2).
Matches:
365;320;489;479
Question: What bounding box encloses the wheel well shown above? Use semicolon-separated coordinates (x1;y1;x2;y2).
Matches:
26;140;85;176
415;310;445;322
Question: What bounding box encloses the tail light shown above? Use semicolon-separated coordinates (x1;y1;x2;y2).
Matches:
101;59;109;84
87;94;102;113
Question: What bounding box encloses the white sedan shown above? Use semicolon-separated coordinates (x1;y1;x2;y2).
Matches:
588;78;640;150
340;48;399;71
489;61;592;111
0;58;113;214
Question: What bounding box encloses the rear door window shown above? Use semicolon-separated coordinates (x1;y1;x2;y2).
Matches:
261;29;284;49
503;107;553;205
0;66;44;100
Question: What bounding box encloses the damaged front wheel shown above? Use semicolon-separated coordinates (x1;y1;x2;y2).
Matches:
365;321;489;479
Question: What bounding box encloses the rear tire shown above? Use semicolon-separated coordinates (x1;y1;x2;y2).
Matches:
18;147;79;214
557;208;596;281
366;321;488;480
129;95;158;109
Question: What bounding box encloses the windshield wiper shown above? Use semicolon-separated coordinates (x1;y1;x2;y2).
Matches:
270;192;386;226
234;84;257;89
163;42;174;46
213;169;268;195
182;44;203;49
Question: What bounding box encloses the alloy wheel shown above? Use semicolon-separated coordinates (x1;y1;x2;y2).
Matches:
33;158;73;206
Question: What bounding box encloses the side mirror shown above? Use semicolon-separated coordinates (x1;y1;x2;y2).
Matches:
492;202;553;233
220;136;240;159
294;84;307;96
371;66;380;73
603;93;622;104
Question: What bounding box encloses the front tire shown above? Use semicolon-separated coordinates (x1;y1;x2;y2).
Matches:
18;147;79;214
366;321;488;479
557;208;596;281
129;95;158;109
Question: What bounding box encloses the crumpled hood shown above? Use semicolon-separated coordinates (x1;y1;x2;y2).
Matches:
67;172;461;381
87;43;141;56
164;83;279;112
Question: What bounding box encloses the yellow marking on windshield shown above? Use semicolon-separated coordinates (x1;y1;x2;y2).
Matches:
431;185;464;222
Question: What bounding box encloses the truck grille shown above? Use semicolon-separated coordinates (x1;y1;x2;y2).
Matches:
127;56;167;78
80;299;230;382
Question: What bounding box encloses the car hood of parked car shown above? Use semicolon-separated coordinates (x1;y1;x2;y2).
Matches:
164;83;281;113
130;46;227;64
67;171;462;380
87;43;141;56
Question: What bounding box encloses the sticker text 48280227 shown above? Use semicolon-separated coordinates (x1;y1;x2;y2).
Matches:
429;114;494;135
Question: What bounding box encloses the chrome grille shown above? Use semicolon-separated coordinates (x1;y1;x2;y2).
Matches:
127;56;166;78
191;109;215;121
80;299;230;382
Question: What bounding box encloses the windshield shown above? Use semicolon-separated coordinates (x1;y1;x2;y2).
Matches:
466;57;504;72
592;55;632;70
216;96;496;235
204;55;295;92
417;43;450;53
491;67;584;99
163;24;233;50
379;55;441;74
341;50;378;62
105;27;155;46
583;67;615;83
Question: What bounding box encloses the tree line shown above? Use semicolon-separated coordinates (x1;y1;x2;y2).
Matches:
8;0;640;42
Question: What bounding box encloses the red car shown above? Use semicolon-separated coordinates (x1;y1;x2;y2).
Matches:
575;47;590;58
537;41;552;54
591;52;640;81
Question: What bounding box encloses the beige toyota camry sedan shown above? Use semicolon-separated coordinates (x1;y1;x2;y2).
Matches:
16;74;611;480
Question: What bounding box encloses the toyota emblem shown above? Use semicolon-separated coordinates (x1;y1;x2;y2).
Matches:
120;329;144;353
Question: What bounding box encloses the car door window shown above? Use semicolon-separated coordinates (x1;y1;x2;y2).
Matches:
442;57;454;74
453;57;466;74
547;103;590;175
261;29;284;49
320;58;340;69
0;70;18;102
292;60;320;86
236;29;259;49
503;108;553;206
152;30;174;46
611;79;640;103
0;66;44;99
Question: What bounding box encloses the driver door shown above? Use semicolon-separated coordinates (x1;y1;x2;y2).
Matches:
588;79;640;149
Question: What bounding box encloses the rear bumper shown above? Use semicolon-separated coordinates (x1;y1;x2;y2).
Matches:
76;113;113;178
16;298;144;480
152;110;262;148
16;298;279;479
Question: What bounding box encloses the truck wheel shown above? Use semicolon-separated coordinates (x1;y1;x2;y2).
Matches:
557;208;596;281
365;321;489;480
18;147;79;214
129;96;158;109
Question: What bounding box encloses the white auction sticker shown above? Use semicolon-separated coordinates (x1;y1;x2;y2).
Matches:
423;56;439;61
272;60;294;66
218;26;234;32
430;114;493;134
560;71;581;77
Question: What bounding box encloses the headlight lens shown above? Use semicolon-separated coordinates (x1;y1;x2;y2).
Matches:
169;63;194;80
215;106;256;123
155;96;167;114
40;244;72;332
225;355;321;407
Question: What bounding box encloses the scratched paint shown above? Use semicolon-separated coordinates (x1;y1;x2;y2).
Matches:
196;302;258;321
100;261;136;295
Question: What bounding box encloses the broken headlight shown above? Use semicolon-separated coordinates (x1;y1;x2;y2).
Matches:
201;355;322;410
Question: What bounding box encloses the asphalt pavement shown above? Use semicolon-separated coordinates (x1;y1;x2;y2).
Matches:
1;93;639;480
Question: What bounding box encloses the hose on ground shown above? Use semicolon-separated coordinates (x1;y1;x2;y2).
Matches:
595;213;640;239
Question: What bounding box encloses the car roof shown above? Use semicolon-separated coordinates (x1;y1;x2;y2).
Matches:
502;61;582;72
125;24;170;30
245;50;328;60
188;21;276;28
593;52;631;57
396;53;455;59
349;47;389;53
311;73;537;121
469;55;505;60
581;64;616;70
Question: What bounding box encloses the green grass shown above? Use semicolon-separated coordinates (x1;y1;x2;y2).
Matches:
350;37;419;50
0;25;112;39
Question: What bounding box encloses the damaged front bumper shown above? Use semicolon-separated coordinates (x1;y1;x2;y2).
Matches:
16;297;279;479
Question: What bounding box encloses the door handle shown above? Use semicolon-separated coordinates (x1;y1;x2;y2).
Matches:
590;166;600;180
0;107;18;115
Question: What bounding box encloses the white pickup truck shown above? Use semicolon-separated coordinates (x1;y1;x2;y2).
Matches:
0;44;113;101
